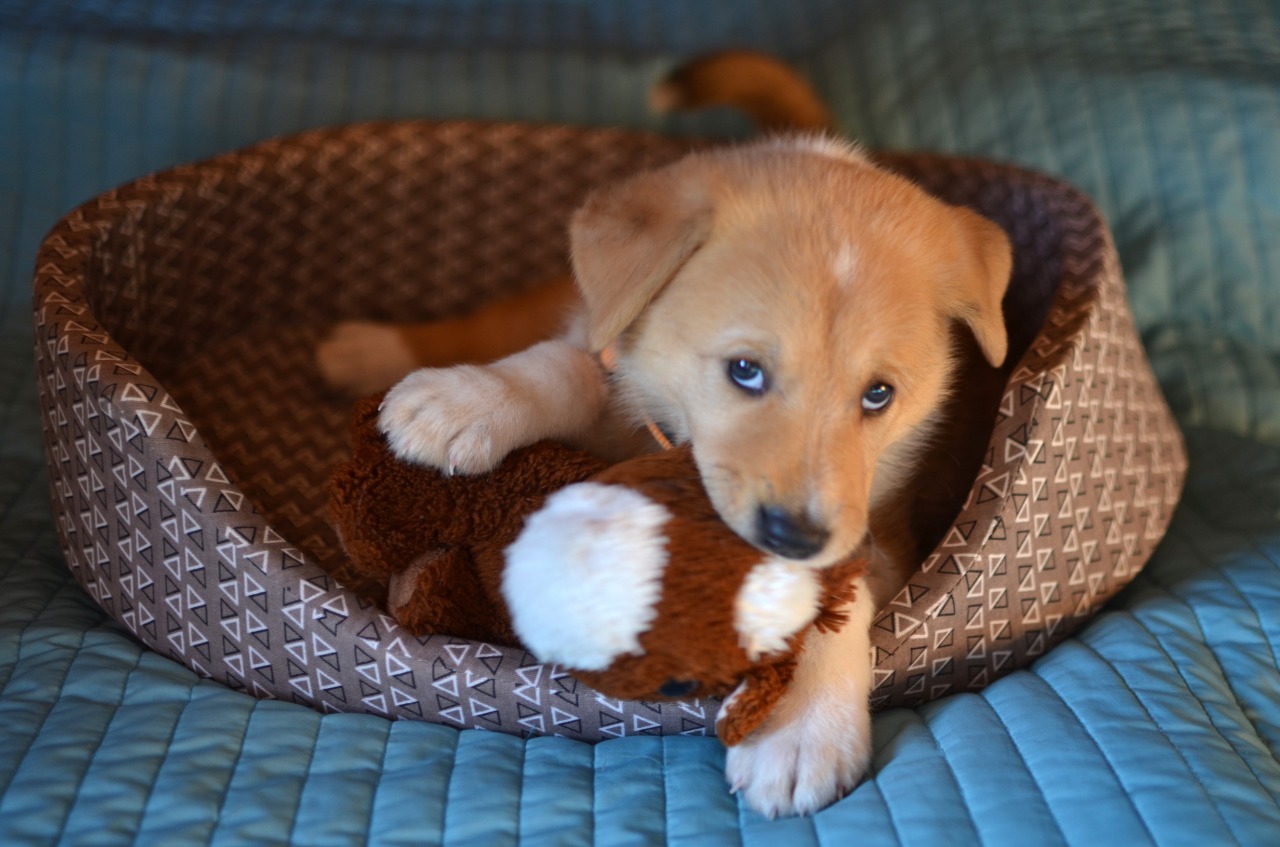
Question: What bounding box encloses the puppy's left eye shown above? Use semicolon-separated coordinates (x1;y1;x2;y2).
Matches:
727;358;768;395
861;382;895;413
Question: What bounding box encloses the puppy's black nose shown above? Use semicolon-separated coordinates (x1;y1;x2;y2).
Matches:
755;506;830;560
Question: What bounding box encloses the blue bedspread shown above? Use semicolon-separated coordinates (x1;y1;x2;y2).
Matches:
2;1;1278;844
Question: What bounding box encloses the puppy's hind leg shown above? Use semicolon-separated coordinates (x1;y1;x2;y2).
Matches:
723;576;876;818
378;339;611;475
317;277;580;396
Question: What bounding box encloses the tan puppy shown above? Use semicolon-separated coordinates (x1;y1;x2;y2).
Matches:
319;55;1012;817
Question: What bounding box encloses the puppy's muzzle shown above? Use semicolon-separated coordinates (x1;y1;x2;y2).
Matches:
755;505;830;560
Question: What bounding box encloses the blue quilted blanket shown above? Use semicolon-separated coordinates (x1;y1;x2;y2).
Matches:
2;1;1278;844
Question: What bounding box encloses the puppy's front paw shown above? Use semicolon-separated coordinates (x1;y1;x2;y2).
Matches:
317;321;417;396
723;688;872;818
378;366;523;475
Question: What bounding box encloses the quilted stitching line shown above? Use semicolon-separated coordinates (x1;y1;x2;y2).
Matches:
590;737;599;845
1003;0;1069;172
510;736;526;844
855;3;916;145
733;747;749;836
962;0;1018;158
1233;343;1280;445
1142;0;1239;338
915;709;985;845
0;614;106;800
1051;0;1125;218
129;673;201;842
359;719;394;843
1093;9;1180;326
433;729;462;847
809;33;869;143
976;693;1071;846
1199;0;1278;343
47;642;146;846
209;698;265;841
864;780;906;847
1114;604;1280;816
0;500;81;699
283;714;323;847
1149;518;1280;756
913;4;961;150
858;735;907;847
1178;345;1216;432
0;507;73;615
657;737;675;847
1174;490;1280;677
1030;671;1160;846
1074;634;1252;845
2;29;38;291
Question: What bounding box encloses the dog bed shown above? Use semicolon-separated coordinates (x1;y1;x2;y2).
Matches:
33;120;1186;739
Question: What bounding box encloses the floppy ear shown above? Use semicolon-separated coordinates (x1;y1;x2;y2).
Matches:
570;160;714;353
945;206;1013;367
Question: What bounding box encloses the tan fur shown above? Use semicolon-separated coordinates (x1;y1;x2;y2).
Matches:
649;50;835;132
574;142;1011;574
317;278;578;396
394;278;580;367
320;52;1013;816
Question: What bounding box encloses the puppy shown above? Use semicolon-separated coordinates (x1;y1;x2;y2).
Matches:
318;53;1012;817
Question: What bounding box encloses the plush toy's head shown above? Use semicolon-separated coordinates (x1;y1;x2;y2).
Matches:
502;449;867;742
327;394;867;745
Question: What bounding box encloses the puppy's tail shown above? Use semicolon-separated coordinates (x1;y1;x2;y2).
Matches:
649;50;834;133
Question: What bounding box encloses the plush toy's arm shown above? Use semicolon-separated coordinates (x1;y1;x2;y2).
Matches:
387;547;520;644
716;556;871;746
715;657;798;746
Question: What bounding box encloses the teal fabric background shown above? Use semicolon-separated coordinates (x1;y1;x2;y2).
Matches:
2;1;1278;844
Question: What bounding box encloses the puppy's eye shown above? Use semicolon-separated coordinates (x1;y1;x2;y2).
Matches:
727;358;768;395
861;382;895;413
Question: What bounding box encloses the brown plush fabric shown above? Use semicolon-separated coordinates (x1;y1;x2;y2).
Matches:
327;393;606;644
326;397;867;743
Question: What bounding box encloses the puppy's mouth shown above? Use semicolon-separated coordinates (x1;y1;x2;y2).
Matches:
696;455;863;567
753;505;831;561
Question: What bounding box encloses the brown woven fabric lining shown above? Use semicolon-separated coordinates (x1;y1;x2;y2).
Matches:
33;120;1186;739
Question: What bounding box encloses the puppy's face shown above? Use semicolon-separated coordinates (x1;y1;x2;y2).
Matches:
571;140;1011;566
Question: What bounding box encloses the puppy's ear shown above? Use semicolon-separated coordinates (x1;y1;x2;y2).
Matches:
945;206;1013;367
570;160;714;352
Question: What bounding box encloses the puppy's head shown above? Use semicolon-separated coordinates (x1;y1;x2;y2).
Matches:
571;138;1012;567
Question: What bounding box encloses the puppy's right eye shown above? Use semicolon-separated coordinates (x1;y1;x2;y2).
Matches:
727;358;768;395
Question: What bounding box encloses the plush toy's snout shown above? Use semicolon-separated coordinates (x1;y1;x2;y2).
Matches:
503;481;679;674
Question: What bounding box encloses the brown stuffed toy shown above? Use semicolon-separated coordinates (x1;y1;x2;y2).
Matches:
327;395;868;744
